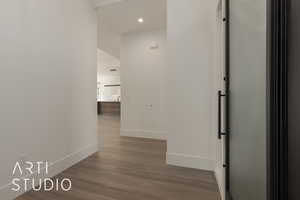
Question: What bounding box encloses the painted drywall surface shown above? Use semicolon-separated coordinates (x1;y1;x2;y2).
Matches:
0;0;97;198
120;29;167;140
166;0;218;171
97;49;120;78
98;21;121;58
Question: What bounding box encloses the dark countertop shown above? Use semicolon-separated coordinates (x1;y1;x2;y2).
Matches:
97;101;121;103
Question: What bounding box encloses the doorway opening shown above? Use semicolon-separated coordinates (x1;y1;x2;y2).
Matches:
97;49;121;116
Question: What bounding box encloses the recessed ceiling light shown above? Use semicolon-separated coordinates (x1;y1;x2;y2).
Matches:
138;18;144;23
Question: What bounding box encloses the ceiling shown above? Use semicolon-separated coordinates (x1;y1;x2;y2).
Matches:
97;49;120;77
95;0;166;34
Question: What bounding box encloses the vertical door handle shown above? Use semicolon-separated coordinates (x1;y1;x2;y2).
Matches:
218;90;226;139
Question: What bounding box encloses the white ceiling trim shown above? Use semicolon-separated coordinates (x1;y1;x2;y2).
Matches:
94;0;124;8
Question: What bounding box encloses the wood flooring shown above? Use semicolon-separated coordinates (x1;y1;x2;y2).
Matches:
16;115;220;200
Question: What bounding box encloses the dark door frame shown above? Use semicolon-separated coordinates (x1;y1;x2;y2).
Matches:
224;0;231;199
267;0;288;200
223;0;289;199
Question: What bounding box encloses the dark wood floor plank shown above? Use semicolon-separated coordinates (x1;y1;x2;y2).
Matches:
17;115;220;200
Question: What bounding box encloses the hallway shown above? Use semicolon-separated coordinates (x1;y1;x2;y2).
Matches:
17;115;220;200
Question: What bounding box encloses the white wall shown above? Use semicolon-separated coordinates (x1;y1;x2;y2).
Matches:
98;21;121;58
0;1;98;199
120;29;167;140
166;0;218;171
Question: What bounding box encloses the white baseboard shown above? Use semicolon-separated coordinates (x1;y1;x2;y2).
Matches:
166;152;215;171
214;167;225;200
0;144;98;200
120;129;166;140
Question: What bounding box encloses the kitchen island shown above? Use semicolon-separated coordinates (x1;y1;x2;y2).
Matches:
97;101;120;115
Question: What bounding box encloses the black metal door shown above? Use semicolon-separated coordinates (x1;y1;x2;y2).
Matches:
287;0;300;198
